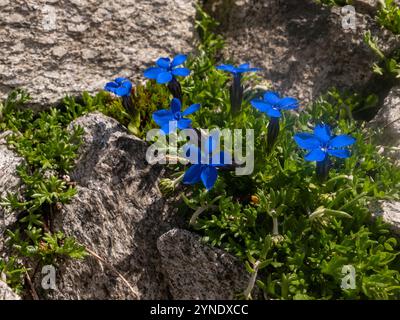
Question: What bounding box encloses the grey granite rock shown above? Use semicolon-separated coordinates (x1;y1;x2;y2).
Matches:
371;200;400;234
370;86;400;161
37;112;184;299
0;281;21;300
0;134;24;254
205;0;399;103
0;0;196;106
157;228;252;300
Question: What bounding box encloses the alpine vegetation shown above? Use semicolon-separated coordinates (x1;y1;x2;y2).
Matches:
1;5;399;302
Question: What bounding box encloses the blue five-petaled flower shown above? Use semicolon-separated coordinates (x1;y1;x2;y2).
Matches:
152;98;200;134
183;133;231;190
216;63;261;75
251;91;299;152
216;63;260;114
104;77;132;97
251;91;299;118
294;124;356;162
144;54;191;84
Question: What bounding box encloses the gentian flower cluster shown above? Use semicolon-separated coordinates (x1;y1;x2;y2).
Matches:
106;54;356;190
294;124;356;180
251;91;299;152
104;77;133;112
144;54;190;102
216;63;260;114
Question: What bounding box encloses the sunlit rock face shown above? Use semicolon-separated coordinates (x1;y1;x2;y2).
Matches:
370;86;400;162
0;0;196;106
0;281;20;300
0;134;24;255
204;0;399;103
157;228;254;300
33;112;184;299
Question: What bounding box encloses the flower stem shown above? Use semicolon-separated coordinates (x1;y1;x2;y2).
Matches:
267;117;280;153
272;216;279;236
189;204;218;225
167;77;183;102
122;95;134;115
243;260;260;300
316;158;330;182
230;74;243;114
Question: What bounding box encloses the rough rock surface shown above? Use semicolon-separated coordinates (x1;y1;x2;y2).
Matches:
370;86;400;160
0;0;196;106
38;112;184;299
0;281;21;300
157;228;252;300
205;0;399;103
372;201;400;234
0;133;24;253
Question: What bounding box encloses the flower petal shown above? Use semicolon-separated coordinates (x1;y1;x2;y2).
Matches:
171;54;187;67
266;107;282;118
156;71;173;84
156;57;171;69
305;149;327;162
144;67;164;80
251;100;272;113
238;67;261;73
278;97;298;110
314;124;331;143
115;77;129;84
252;100;281;117
104;81;118;92
152;110;174;126
170;98;181;114
160;121;177;135
177;118;192;130
182;103;200;116
294;133;321;150
263;92;281;105
122;80;132;92
114;86;131;97
327;149;351;159
171;67;191;77
328;135;356;148
216;64;236;73
183;164;203;185
200;166;218;190
239;63;250;69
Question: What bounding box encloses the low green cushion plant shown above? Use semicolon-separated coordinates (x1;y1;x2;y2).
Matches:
133;7;400;300
1;5;399;301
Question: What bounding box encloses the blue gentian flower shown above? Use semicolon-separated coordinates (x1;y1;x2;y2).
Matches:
216;63;261;114
294;124;356;180
144;54;190;102
144;54;190;84
251;91;299;152
152;98;200;134
104;77;132;97
104;77;134;114
183;133;231;190
251;91;299;118
216;63;261;75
